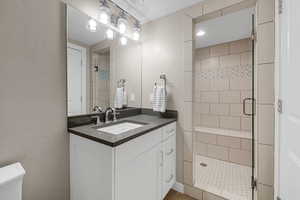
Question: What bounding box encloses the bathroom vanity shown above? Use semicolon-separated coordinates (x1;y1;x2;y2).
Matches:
69;115;176;200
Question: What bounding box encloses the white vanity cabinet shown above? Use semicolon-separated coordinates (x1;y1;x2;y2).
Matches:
70;122;176;200
161;123;176;198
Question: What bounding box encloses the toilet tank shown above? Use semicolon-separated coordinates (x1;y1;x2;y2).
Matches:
0;163;25;200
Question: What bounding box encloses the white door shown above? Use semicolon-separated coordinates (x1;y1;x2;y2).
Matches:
67;47;83;115
278;0;300;199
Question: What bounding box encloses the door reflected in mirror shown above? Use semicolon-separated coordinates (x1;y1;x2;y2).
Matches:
67;5;142;116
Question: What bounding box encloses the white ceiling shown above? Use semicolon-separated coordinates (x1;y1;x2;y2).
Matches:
67;0;207;46
195;8;254;49
68;1;254;47
68;0;205;24
112;0;205;23
68;6;107;46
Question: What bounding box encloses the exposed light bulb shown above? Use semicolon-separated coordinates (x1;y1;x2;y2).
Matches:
117;15;127;34
88;19;97;32
133;31;140;41
118;22;126;34
120;36;128;46
196;30;206;37
98;1;111;25
133;22;141;41
106;29;114;40
99;12;109;24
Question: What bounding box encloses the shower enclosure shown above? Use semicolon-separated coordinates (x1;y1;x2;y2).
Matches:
192;7;256;200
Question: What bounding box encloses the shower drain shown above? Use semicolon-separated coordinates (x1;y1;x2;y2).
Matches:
200;162;207;167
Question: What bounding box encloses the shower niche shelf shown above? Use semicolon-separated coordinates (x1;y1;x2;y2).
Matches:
194;126;251;139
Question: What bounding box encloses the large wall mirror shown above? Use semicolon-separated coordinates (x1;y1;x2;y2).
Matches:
67;5;142;116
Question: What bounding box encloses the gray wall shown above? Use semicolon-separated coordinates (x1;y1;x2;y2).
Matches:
0;0;68;200
141;12;186;182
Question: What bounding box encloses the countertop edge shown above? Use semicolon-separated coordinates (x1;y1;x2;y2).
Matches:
68;118;177;147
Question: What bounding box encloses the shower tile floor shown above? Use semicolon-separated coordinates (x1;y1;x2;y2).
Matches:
195;155;252;200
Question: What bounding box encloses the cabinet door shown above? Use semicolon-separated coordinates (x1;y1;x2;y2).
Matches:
115;145;161;200
115;129;162;200
162;134;176;198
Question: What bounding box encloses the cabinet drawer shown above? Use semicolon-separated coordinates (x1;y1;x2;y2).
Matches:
163;122;176;140
163;134;176;158
162;134;176;198
163;154;176;195
162;154;176;197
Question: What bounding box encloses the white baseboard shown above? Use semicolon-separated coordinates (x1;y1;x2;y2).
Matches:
172;182;184;193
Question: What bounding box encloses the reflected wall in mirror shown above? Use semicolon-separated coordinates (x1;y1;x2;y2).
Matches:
67;6;142;116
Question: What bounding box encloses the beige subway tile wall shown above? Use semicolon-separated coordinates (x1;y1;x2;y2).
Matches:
193;38;253;167
193;38;252;131
195;131;252;166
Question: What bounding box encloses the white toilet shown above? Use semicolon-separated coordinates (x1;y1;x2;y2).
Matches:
0;163;25;200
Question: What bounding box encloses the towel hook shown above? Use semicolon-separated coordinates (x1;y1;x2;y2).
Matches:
118;79;126;88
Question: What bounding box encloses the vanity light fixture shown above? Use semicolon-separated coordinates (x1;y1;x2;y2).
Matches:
91;0;142;41
196;30;206;37
87;18;97;32
106;28;114;40
98;0;111;25
120;36;128;46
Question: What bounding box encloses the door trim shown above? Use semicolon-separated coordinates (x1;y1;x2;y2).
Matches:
274;0;281;198
67;42;87;115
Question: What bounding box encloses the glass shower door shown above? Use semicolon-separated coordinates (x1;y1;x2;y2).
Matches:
250;14;256;200
242;14;256;200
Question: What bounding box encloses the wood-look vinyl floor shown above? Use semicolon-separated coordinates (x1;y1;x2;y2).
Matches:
164;190;196;200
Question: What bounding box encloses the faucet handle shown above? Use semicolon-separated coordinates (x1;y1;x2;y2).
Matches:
112;108;120;121
93;106;103;113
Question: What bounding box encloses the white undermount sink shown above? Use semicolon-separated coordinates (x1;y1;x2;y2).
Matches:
97;122;144;135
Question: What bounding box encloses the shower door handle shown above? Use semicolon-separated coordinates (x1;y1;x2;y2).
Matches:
243;98;255;116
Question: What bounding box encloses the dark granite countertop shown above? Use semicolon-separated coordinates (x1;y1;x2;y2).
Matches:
68;114;177;147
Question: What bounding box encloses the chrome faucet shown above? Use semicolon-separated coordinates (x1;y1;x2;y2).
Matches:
104;107;120;123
